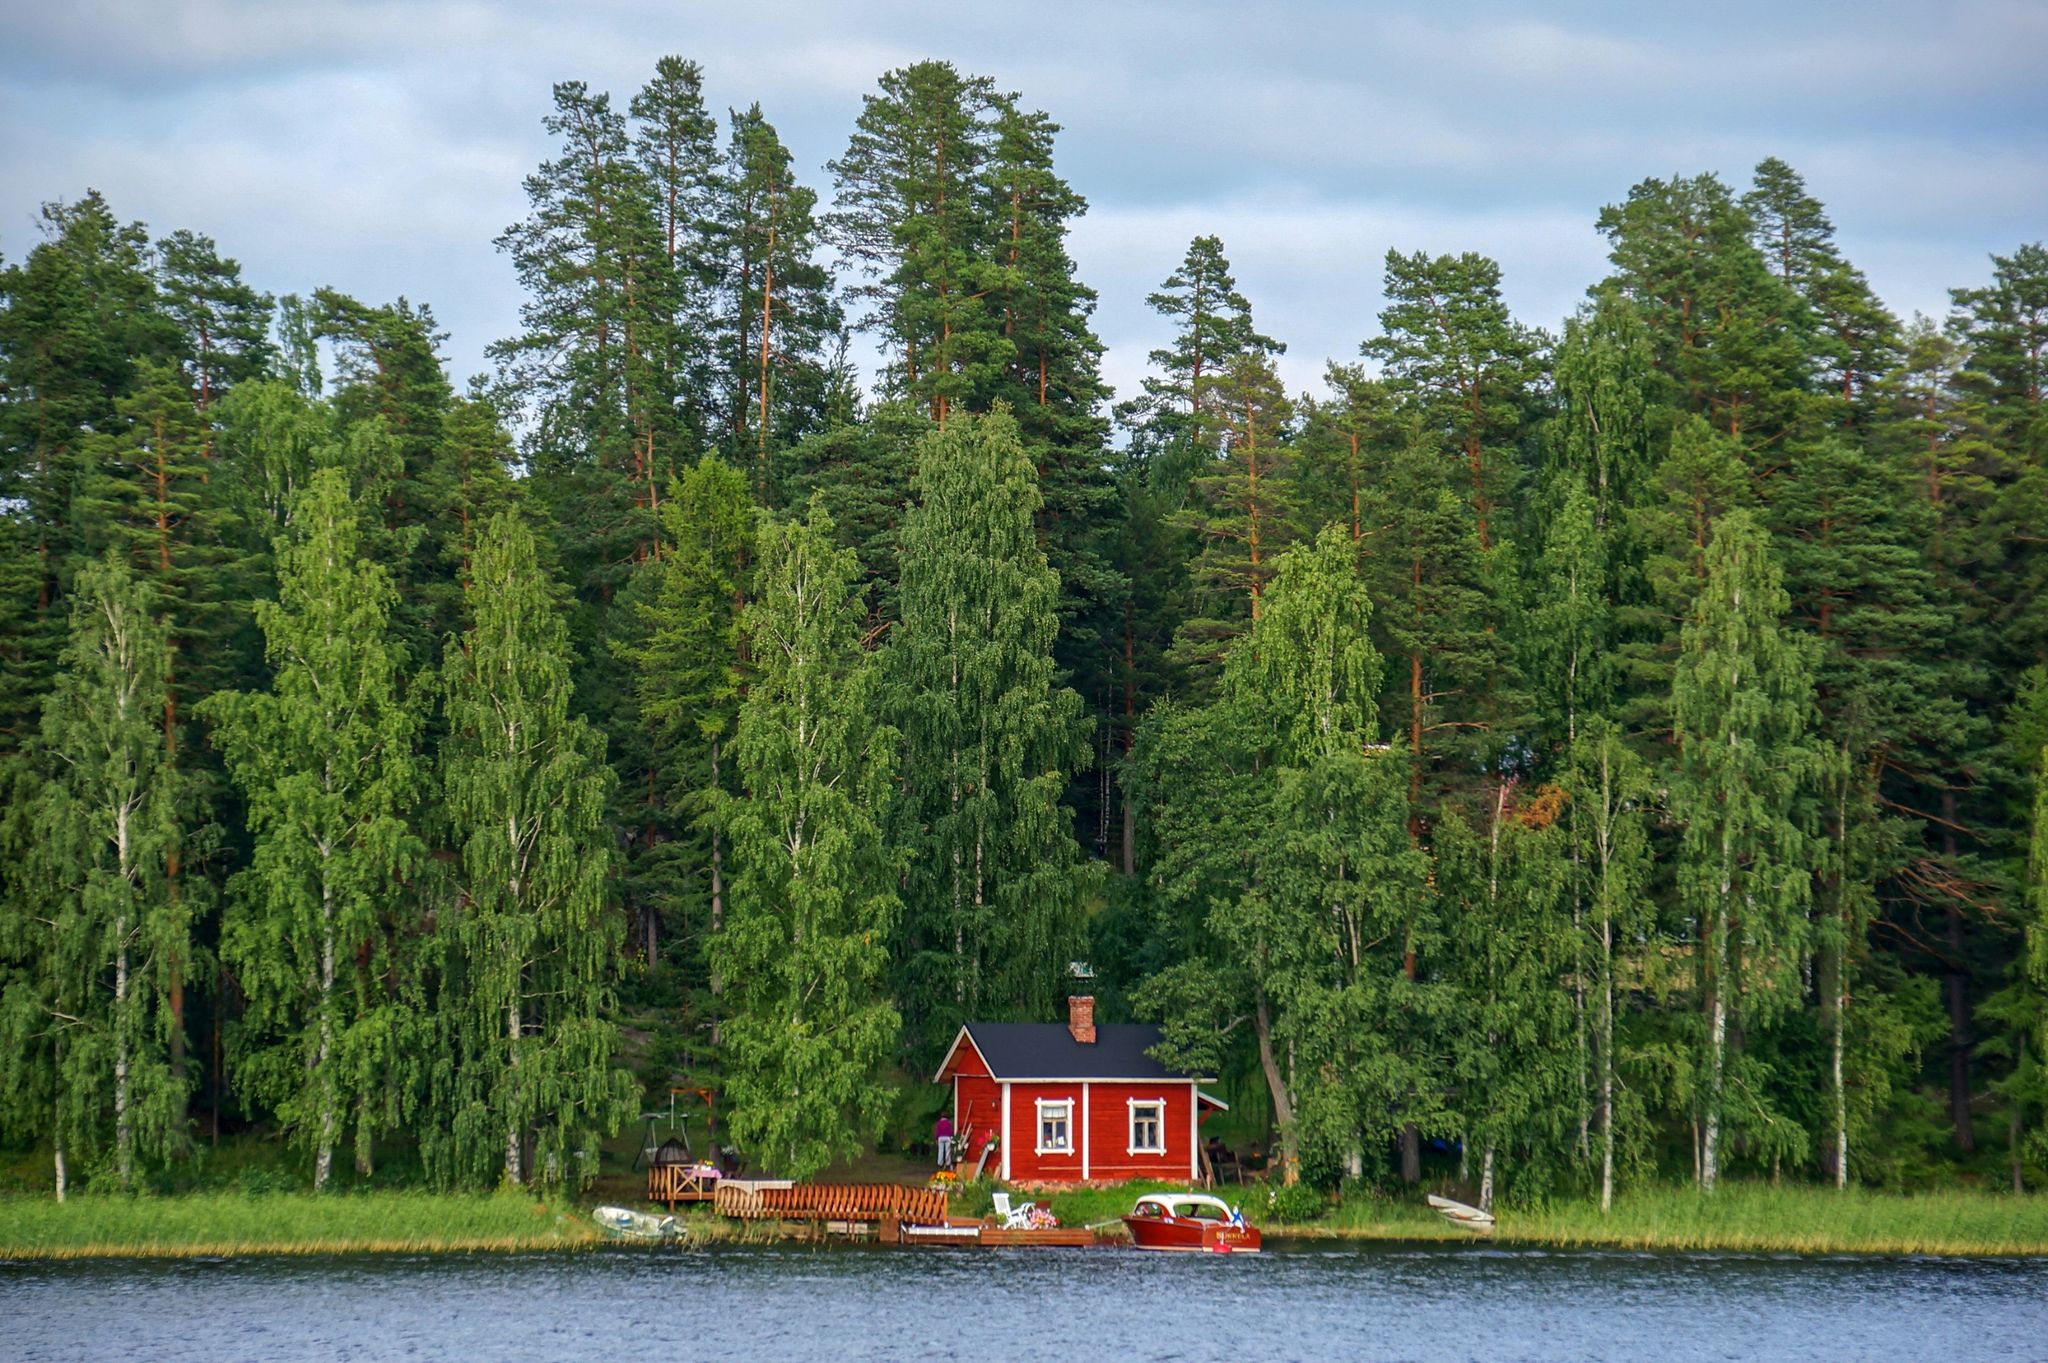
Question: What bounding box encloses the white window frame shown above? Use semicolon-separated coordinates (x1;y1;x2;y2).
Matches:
1034;1098;1075;1156
1127;1096;1167;1155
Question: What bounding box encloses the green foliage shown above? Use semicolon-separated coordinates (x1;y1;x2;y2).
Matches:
432;513;633;1188
1671;510;1822;1188
620;456;754;985
892;409;1096;1043
200;468;429;1189
714;499;901;1179
6;554;192;1191
5;80;2045;1212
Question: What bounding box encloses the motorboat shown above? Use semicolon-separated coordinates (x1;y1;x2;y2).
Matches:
1121;1192;1261;1253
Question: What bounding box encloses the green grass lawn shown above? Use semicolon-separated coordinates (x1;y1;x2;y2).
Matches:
0;1191;603;1259
990;1179;2048;1255
4;1180;2043;1260
1494;1184;2048;1256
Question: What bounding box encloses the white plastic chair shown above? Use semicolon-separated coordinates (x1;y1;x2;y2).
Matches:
991;1191;1036;1229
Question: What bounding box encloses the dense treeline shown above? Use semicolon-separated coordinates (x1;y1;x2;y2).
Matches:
2;57;2045;1206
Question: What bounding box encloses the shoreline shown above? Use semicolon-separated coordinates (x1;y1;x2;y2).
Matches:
4;1187;2045;1262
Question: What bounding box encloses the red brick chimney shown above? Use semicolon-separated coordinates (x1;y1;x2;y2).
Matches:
1068;995;1096;1045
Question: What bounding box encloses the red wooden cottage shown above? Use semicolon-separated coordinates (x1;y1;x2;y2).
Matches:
933;996;1225;1184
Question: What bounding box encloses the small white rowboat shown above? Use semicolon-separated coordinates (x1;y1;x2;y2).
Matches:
1426;1194;1496;1234
593;1205;682;1241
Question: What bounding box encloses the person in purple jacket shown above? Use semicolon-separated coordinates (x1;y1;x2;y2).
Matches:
935;1112;954;1169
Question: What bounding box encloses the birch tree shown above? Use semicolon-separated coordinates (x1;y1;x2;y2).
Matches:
714;499;901;1178
203;468;427;1188
1671;510;1819;1190
892;409;1094;1043
434;512;632;1188
8;553;191;1194
1563;718;1652;1211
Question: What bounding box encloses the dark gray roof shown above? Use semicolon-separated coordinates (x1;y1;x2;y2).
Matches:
959;1022;1196;1081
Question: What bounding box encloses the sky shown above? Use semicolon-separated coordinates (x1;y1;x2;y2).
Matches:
4;0;2044;407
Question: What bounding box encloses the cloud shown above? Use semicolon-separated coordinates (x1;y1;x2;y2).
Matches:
2;0;2041;406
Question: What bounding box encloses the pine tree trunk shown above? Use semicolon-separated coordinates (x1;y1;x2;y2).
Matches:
1121;619;1137;877
1944;792;1974;1151
710;739;726;1040
757;235;776;481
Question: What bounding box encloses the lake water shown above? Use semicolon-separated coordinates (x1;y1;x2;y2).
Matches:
5;1242;2045;1362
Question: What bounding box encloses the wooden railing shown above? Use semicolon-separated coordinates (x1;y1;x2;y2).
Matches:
714;1181;950;1227
647;1163;720;1206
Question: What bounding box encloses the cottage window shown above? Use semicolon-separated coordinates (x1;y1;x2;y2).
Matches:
1035;1099;1073;1154
1129;1099;1164;1154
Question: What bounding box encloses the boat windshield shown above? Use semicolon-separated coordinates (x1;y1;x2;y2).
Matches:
1133;1195;1235;1221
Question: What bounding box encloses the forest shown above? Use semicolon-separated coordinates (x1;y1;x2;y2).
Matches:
1;55;2044;1212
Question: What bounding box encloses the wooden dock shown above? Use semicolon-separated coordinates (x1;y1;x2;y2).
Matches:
715;1180;950;1228
884;1216;1106;1248
700;1180;1107;1248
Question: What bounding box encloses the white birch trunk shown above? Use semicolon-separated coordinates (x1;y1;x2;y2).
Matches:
1600;909;1615;1214
505;999;523;1185
1833;957;1848;1190
314;866;336;1192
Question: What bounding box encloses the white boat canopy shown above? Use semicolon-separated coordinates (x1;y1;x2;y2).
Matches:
1132;1193;1238;1218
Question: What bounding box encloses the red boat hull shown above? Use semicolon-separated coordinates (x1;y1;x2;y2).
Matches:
1121;1214;1262;1254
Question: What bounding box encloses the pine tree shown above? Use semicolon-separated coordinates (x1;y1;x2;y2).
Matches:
1295;363;1401;550
13;553;192;1193
708;104;841;485
892;410;1095;1044
1357;434;1510;828
155;228;274;414
1622;415;1752;737
828;61;1010;423
200;468;428;1188
778;399;932;627
1671;510;1820;1189
622;457;753;986
1597;173;1811;447
0;193;179;756
713;498;900;1178
1768;428;1967;1181
1740;159;1898;413
1365;249;1540;551
1172;350;1296;668
629;54;720;422
493;80;684;592
1117;234;1280;482
434;512;632;1187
